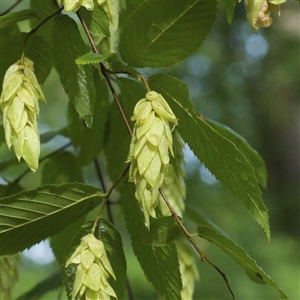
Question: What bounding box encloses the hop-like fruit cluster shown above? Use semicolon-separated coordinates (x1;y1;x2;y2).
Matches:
245;0;286;32
0;57;45;172
127;91;178;228
66;233;117;300
158;131;186;218
176;241;199;300
0;254;20;300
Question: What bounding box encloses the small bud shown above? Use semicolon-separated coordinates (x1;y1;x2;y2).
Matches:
127;91;178;228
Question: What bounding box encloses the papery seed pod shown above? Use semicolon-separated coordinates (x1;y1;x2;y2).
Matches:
0;56;45;172
127;91;178;228
0;254;20;300
66;233;117;300
59;0;83;12
176;240;199;300
158;131;186;217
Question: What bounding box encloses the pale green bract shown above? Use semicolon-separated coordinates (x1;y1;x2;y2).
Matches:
66;233;117;300
158;131;186;218
126;91;178;229
245;0;286;32
0;56;45;172
176;241;199;300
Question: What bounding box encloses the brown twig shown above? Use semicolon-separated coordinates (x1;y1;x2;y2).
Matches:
159;188;236;300
0;0;23;16
22;7;63;51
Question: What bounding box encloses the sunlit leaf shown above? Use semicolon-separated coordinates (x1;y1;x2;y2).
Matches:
148;74;270;240
0;183;104;256
205;118;268;189
119;0;217;67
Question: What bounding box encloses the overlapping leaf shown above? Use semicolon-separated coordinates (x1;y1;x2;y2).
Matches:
197;225;288;300
98;219;127;300
119;0;217;67
206;118;268;189
119;183;182;299
148;74;270;240
52;15;96;127
75;52;116;65
0;9;39;29
79;4;109;37
219;0;237;24
0;183;104;256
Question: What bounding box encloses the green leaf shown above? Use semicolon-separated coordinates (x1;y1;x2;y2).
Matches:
79;4;110;37
97;219;127;300
119;0;217;68
143;217;181;246
25;35;52;84
41;152;83;184
197;225;288;300
0;34;24;88
219;0;237;24
148;74;270;240
0;183;104;256
50;216;86;265
52;15;96;127
75;52;116;65
0;9;39;29
206;118;268;189
15;271;62;300
119;182;182;299
67;72;109;165
30;0;58;49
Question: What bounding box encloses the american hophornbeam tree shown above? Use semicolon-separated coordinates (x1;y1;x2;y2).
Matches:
0;0;294;299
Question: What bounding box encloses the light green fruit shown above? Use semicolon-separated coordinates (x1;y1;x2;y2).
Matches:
2;63;19;85
7;97;25;131
127;91;178;228
1;73;23;103
22;125;40;172
62;0;83;12
82;0;94;10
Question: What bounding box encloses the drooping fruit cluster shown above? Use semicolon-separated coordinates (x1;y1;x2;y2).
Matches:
66;233;117;300
176;241;199;300
245;0;286;32
127;91;178;228
158;131;186;218
0;255;20;300
0;56;45;171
